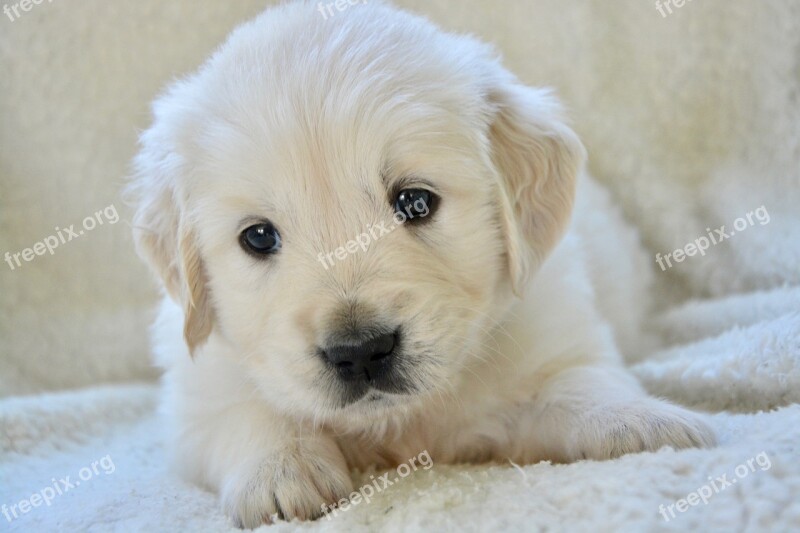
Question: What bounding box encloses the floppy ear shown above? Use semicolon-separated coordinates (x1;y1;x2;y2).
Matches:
128;128;214;355
488;83;586;295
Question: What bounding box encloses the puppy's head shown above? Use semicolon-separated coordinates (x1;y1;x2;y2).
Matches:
130;2;584;424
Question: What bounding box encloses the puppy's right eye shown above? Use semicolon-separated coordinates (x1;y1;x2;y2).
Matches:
240;222;281;256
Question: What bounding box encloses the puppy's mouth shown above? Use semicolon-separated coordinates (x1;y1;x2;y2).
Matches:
357;390;398;406
331;369;417;409
363;391;386;402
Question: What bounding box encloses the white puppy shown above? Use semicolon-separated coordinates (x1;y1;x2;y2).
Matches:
129;1;715;527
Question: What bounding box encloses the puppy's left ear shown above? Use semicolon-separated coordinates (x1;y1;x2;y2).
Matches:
128;120;215;355
488;82;586;295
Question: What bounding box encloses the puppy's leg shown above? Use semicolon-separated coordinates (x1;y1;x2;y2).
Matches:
180;398;353;528
164;348;353;527
520;366;715;462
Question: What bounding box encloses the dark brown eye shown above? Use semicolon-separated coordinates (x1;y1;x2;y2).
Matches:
240;222;281;256
394;189;436;222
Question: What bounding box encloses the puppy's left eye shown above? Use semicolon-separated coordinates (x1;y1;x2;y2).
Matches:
394;189;437;221
240;222;281;256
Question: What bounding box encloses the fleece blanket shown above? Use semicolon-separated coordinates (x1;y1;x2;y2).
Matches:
2;0;799;531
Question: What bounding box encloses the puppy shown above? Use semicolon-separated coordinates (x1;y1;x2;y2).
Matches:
129;1;715;527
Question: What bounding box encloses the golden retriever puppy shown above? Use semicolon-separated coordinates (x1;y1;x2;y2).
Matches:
129;1;715;527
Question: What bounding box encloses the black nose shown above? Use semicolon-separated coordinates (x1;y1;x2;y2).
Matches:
321;330;397;381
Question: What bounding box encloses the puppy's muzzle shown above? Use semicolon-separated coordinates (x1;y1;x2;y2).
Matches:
320;329;399;383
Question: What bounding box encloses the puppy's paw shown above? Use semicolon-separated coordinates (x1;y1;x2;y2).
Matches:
568;401;716;461
221;441;353;528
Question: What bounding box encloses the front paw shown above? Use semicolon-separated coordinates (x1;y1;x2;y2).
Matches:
568;401;716;461
221;441;353;528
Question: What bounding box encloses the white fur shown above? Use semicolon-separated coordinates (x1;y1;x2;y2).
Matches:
129;1;715;527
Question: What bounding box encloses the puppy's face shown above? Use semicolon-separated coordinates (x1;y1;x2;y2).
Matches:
199;116;502;417
131;3;584;425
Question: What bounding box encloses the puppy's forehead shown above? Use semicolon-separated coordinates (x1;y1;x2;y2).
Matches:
193;6;494;163
186;3;500;237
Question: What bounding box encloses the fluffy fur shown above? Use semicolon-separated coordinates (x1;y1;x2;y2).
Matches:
129;1;715;527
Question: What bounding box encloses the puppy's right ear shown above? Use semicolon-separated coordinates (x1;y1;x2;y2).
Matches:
488;82;586;296
128;124;214;355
